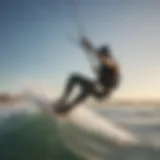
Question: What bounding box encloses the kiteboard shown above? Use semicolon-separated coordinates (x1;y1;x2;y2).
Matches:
24;85;140;147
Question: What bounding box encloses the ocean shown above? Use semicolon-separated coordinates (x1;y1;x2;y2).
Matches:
0;104;160;160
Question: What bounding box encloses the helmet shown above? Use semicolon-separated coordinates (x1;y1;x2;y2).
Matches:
97;45;111;57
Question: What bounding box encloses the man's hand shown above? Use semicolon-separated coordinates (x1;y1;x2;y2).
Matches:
80;36;93;50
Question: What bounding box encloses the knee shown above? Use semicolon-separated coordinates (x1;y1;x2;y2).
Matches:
68;73;81;81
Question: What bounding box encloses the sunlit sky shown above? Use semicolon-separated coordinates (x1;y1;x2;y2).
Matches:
0;0;160;99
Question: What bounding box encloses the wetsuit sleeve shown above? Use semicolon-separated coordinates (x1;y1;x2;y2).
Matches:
80;37;96;54
78;37;99;74
82;44;99;73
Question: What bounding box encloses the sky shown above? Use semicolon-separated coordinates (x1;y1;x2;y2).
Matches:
0;0;160;100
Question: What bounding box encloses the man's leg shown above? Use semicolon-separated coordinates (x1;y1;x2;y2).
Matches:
55;89;90;113
55;73;94;113
92;85;112;100
58;73;86;102
92;76;119;101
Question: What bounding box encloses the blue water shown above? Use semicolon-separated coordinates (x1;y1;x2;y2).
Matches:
0;104;160;160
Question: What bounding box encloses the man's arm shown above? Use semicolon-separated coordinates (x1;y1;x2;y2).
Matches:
80;36;99;74
80;36;96;54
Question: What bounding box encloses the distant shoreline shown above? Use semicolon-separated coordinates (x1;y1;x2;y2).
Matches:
0;93;159;107
0;93;25;106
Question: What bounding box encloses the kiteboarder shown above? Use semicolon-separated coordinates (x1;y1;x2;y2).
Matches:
54;36;120;114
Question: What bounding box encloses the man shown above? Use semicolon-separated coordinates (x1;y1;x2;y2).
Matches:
54;37;120;114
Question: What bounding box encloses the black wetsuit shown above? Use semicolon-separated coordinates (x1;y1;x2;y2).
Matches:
98;64;118;88
54;64;119;113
